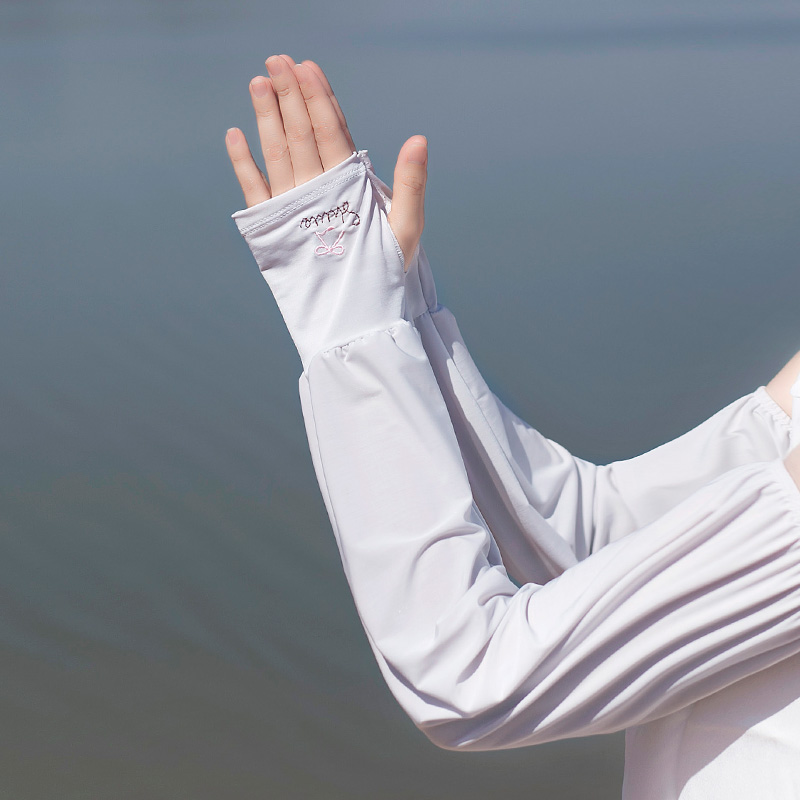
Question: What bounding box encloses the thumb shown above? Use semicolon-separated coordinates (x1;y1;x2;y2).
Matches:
388;135;427;268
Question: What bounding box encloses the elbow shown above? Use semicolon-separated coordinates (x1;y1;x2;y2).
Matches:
415;712;550;752
405;689;544;752
416;718;490;752
386;678;506;751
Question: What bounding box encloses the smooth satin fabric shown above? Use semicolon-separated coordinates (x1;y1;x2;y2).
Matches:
232;150;800;798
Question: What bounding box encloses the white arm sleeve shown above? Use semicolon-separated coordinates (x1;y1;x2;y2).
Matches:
349;168;793;580
232;152;800;750
300;324;800;750
416;296;792;577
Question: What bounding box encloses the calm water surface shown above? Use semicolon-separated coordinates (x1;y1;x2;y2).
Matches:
2;1;800;797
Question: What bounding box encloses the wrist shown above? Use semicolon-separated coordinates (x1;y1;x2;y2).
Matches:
232;150;407;369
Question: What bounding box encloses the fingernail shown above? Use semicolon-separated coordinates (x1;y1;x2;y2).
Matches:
266;56;284;77
226;128;240;145
251;77;269;97
408;138;427;165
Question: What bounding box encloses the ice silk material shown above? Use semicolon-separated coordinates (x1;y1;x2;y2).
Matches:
233;150;800;799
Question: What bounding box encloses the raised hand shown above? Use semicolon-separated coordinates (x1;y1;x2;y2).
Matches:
225;54;427;265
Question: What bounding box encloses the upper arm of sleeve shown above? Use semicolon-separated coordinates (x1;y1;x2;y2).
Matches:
415;286;793;568
596;386;793;547
299;321;800;751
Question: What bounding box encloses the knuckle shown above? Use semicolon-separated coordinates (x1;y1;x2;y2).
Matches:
263;141;289;163
243;173;262;191
310;119;338;146
284;124;312;145
399;172;426;195
254;105;278;121
274;84;294;99
299;82;320;101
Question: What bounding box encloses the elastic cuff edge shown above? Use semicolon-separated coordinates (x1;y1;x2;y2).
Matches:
753;385;792;432
231;151;368;236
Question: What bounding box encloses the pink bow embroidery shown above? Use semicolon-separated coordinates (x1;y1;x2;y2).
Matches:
314;226;346;256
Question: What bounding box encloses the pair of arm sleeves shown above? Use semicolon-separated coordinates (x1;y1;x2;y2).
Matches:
232;150;800;752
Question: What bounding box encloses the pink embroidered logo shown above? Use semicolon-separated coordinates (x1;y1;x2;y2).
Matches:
314;226;346;256
299;201;360;258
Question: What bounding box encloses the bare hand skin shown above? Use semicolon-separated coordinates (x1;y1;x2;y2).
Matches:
225;54;427;265
785;444;800;490
764;350;800;489
766;350;800;418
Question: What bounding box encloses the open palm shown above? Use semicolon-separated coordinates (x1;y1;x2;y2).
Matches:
225;54;427;266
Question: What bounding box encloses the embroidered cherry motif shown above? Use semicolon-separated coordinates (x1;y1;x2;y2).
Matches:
314;226;346;256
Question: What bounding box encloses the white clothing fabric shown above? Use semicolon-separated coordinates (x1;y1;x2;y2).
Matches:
232;150;800;799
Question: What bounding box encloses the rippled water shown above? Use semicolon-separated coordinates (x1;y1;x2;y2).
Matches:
2;2;800;797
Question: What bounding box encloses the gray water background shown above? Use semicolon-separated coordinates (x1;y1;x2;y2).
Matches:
2;1;800;797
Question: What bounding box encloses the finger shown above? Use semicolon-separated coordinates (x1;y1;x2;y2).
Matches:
278;53;297;66
225;127;271;207
388;135;428;267
249;75;295;196
293;64;352;171
301;60;356;152
266;55;324;186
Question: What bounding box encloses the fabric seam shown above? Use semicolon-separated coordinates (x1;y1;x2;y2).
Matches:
753;385;792;432
425;304;573;577
238;163;366;236
300;373;346;562
364;168;406;268
303;320;411;367
755;385;792;429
